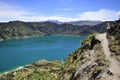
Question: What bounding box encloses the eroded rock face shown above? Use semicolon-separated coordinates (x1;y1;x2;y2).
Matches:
72;39;110;80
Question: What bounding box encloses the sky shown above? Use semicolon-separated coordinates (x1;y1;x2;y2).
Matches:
0;0;120;22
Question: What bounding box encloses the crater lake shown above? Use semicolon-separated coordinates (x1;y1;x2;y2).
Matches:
0;36;86;73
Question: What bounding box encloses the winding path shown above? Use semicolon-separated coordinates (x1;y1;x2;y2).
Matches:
96;33;120;79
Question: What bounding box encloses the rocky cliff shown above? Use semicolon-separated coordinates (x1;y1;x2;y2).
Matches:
107;20;120;55
71;19;120;80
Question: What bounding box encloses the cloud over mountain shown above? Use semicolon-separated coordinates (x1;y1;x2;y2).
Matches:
0;0;119;22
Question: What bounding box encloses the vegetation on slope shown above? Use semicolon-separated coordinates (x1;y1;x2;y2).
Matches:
0;21;106;40
0;21;45;40
0;60;62;80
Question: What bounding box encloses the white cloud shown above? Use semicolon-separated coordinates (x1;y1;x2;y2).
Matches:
0;1;31;18
78;9;120;21
0;1;119;22
0;1;78;22
17;16;79;22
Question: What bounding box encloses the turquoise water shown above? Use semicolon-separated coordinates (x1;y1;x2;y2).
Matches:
0;36;86;73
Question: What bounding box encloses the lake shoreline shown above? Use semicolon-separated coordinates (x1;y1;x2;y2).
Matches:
0;34;87;42
0;59;62;76
0;35;86;74
0;35;45;42
0;66;24;76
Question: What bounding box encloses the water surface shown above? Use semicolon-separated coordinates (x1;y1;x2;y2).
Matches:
0;36;86;73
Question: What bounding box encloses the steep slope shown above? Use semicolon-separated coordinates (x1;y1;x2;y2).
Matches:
0;21;46;40
72;19;120;80
66;34;110;80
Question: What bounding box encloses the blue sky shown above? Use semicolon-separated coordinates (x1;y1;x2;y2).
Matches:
0;0;120;22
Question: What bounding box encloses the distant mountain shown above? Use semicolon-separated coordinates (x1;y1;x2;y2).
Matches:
68;20;103;26
46;20;63;24
0;21;107;40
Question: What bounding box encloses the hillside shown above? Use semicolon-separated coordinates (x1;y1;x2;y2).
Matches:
71;19;120;80
0;21;46;40
0;21;106;41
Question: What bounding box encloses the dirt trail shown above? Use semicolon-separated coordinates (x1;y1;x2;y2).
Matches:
96;33;120;79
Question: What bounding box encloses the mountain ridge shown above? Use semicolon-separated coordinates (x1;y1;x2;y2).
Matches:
0;21;106;41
